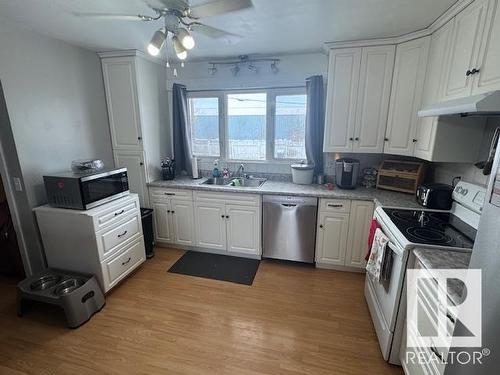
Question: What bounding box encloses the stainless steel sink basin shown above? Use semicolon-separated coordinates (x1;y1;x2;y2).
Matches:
229;177;267;188
200;177;267;188
201;177;231;185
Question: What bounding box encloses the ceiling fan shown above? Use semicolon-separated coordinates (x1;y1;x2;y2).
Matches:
74;0;253;60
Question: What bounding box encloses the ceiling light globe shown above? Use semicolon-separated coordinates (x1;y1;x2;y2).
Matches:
177;28;195;50
147;29;166;56
147;44;160;56
177;50;188;60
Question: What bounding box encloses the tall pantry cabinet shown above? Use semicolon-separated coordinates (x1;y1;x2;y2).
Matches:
99;51;169;208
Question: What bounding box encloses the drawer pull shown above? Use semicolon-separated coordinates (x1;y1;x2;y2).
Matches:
121;257;132;266
164;192;175;196
114;209;125;217
430;346;443;361
117;230;128;238
328;204;343;208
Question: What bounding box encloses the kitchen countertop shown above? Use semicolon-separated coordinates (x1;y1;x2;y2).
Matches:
148;177;422;208
413;248;471;306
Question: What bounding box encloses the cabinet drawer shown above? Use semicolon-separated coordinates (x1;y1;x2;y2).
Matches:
319;199;351;213
91;195;140;232
102;237;145;290
99;214;141;258
150;188;193;202
194;191;261;206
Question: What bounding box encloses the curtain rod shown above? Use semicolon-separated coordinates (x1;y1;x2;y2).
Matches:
186;85;306;93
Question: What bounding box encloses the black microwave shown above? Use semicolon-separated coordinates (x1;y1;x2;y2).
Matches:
43;168;129;210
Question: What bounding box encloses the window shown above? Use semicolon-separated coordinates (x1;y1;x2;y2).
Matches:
274;94;307;159
188;97;220;157
187;88;307;162
227;93;267;161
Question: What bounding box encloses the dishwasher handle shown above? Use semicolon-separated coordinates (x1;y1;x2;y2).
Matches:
263;195;317;206
281;203;297;208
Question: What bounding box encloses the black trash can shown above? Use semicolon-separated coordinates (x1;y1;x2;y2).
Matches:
140;208;154;259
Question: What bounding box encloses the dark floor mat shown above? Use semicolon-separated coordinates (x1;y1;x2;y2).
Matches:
168;251;260;285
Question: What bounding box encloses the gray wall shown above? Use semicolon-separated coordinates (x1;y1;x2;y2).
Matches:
0;19;113;273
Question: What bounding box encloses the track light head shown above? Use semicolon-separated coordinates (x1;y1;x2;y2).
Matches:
208;64;217;76
147;28;167;56
173;36;188;60
271;61;279;74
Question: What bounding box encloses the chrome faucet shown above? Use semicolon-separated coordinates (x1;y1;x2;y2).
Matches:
235;163;245;178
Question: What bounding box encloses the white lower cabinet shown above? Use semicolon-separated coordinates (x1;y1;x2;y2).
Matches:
226;204;260;255
316;199;374;270
316;212;349;266
194;201;227;251
150;188;195;246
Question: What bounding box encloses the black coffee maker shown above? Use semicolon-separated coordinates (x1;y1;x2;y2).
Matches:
335;158;360;189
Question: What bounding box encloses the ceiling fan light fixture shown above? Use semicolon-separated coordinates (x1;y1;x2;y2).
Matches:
147;28;167;56
177;28;195;50
173;36;188;60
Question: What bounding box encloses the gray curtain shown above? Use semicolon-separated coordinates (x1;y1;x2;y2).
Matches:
305;75;325;176
172;83;192;175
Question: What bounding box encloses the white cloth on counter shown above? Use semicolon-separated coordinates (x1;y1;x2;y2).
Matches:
366;228;389;282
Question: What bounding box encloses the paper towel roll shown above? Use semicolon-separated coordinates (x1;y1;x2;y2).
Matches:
191;157;199;179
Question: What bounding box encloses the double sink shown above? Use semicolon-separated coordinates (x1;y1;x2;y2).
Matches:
201;176;267;188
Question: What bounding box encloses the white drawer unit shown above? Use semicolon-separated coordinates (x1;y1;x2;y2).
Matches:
34;194;145;293
319;199;351;213
149;187;193;202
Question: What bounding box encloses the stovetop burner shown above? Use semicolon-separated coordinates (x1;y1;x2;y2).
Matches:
382;208;475;248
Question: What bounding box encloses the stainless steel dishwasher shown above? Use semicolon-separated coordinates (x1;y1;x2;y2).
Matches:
263;195;318;263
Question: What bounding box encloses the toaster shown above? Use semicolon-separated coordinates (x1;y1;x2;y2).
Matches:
416;183;454;210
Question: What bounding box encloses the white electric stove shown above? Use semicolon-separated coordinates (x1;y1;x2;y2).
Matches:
364;181;485;365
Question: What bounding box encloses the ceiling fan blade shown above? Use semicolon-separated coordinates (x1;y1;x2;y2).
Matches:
72;12;152;21
151;0;190;11
192;23;242;42
190;0;253;18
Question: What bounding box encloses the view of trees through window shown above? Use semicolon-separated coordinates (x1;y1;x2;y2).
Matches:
188;89;307;161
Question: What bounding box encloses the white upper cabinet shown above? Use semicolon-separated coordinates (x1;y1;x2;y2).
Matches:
473;0;500;94
353;46;395;153
324;48;361;152
102;58;143;150
443;0;489;100
114;150;149;207
384;37;430;156
414;23;454;161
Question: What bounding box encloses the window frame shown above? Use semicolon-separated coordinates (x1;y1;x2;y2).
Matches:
187;87;307;163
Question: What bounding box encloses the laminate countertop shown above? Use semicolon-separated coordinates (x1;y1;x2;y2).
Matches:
148;177;422;208
413;248;471;306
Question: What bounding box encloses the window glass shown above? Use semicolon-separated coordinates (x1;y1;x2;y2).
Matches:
274;94;307;159
188;97;220;157
227;93;267;160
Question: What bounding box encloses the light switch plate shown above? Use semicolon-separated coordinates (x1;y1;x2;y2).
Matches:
13;177;23;192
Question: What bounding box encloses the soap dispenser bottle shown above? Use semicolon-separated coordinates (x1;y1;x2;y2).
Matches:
212;159;221;178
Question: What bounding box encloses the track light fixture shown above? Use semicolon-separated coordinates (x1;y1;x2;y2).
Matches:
230;64;240;76
271;60;279;74
147;28;167;56
208;64;217;75
208;56;280;77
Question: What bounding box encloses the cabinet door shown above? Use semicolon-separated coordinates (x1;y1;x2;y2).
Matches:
152;202;173;243
473;0;500;94
226;204;261;256
171;199;195;246
194;202;226;251
443;0;489;99
414;22;454;161
345;201;374;269
384;37;430;156
102;58;143;150
114;150;149;207
323;48;362;152
315;212;349;266
353;46;395;153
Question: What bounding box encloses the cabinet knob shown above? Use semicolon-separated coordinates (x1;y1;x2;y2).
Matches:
139;162;144;166
171;210;175;214
167;210;171;213
384;138;389;142
354;137;359;141
138;136;142;140
226;215;229;219
412;138;417;143
221;214;225;218
319;224;324;229
349;137;354;141
466;69;472;76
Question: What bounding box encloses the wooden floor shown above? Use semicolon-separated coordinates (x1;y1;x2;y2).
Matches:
0;248;403;375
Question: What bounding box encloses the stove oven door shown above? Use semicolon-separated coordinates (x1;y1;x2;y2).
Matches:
364;219;408;362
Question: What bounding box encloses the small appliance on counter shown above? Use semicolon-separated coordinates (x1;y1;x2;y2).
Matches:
376;159;425;194
161;157;176;180
361;167;378;188
335;158;360;189
17;268;105;328
291;162;314;185
416;182;454;210
43;168;129;210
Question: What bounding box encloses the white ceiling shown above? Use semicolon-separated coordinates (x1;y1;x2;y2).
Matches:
0;0;457;60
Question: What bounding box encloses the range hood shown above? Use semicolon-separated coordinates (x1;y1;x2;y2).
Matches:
418;90;500;117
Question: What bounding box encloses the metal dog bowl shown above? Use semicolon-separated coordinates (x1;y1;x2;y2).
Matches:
30;275;62;291
53;278;86;296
